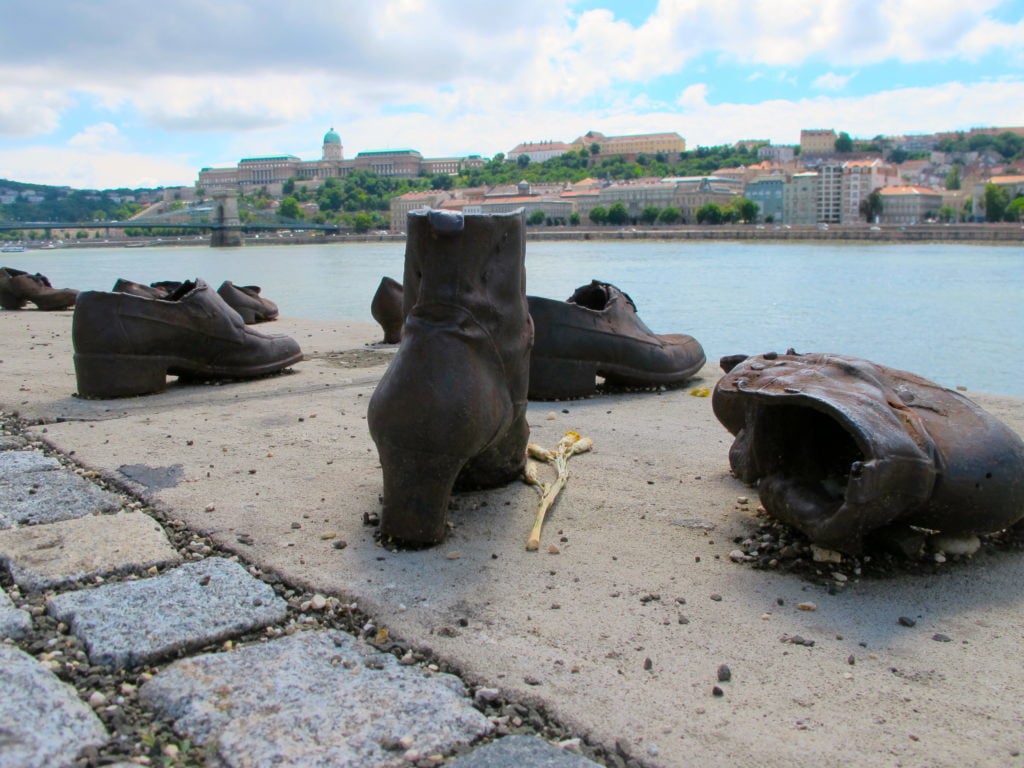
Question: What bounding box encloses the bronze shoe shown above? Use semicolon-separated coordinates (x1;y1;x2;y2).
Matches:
370;276;403;344
0;267;30;309
72;279;302;398
367;210;532;545
527;280;705;399
713;351;1024;553
217;281;279;323
1;268;77;310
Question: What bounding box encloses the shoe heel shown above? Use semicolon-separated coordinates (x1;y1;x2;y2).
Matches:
528;356;597;400
375;442;467;545
73;354;170;399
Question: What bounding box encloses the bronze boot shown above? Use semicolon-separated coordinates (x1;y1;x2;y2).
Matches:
1;268;77;310
216;281;279;323
370;276;404;344
367;209;533;545
713;351;1024;553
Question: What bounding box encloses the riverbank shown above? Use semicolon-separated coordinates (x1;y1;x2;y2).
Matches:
3;308;1024;767
8;222;1023;249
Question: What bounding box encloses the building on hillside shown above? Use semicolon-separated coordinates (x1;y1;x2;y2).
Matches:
970;174;1024;220
783;172;819;225
800;129;837;156
666;177;741;223
840;159;898;224
197;128;481;195
594;179;679;220
816;164;844;223
758;145;796;163
570;131;686;161
744;176;784;222
878;185;943;225
506;141;574;163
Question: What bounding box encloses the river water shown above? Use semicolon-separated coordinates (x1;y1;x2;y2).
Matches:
8;239;1024;396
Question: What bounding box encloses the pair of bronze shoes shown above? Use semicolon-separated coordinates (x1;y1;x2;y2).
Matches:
112;278;278;323
0;267;78;310
73;279;301;399
370;276;706;400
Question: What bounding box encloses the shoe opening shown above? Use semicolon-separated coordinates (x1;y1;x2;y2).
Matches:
753;403;864;510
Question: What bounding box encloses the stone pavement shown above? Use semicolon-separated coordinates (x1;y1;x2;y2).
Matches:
0;429;606;768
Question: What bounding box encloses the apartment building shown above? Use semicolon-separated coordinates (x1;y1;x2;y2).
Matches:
745;176;784;222
506;141;574;163
782;172;819;225
879;186;943;224
841;159;898;223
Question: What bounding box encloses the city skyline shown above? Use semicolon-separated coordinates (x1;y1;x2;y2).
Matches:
1;0;1022;191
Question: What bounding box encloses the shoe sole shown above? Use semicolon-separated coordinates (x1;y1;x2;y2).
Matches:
73;351;304;399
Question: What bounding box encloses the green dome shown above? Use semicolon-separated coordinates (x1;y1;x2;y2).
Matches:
323;127;341;145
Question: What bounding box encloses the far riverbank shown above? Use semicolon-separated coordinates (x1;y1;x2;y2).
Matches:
10;222;1023;249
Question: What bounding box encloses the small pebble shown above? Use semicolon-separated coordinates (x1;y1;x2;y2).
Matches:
712;685;724;697
798;602;817;612
717;664;731;682
932;633;952;643
898;616;916;627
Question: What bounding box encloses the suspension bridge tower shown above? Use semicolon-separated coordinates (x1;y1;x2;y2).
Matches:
210;191;243;247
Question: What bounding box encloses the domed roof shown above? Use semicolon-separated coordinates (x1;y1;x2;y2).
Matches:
323;127;341;145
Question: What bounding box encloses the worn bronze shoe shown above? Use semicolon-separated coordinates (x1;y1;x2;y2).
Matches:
112;278;172;300
527;280;705;399
713;351;1024;554
367;210;532;545
0;267;29;309
217;281;279;323
72;279;303;398
370;276;403;344
0;267;78;310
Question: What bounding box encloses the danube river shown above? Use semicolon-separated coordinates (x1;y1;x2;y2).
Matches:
9;239;1024;396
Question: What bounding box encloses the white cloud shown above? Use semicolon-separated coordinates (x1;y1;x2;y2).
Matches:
812;72;855;91
68;123;123;150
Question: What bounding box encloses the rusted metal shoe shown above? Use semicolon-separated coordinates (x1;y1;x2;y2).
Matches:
367;209;532;545
370;276;404;344
216;281;279;323
527;280;705;399
713;351;1024;553
72;279;302;398
0;267;77;310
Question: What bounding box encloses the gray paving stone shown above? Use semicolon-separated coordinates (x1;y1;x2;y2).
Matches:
0;451;121;529
46;557;287;668
0;644;108;768
0;435;27;450
0;585;32;639
139;629;493;768
447;735;603;767
0;449;61;475
0;510;182;591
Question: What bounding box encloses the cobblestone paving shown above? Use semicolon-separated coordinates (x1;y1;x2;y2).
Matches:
0;416;612;768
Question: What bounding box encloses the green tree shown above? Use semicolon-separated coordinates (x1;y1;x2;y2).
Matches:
640;205;660;225
282;178;296;195
516;154;530;169
607;201;629;225
696;203;724;224
589;206;608;225
527;210;546;226
569;211;581;226
430;174;453;190
944;165;961;190
278;196;304;220
657;207;681;224
835;132;854;153
937;205;957;222
859;189;884;223
731;198;759;223
983;183;1010;222
352;212;374;233
1006;197;1024;222
887;148;909;164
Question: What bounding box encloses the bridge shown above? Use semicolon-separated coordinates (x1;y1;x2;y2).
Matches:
0;192;336;247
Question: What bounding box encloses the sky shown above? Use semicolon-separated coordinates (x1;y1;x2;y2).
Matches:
1;0;1022;190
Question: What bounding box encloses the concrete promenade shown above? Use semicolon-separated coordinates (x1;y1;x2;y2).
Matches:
2;309;1023;767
